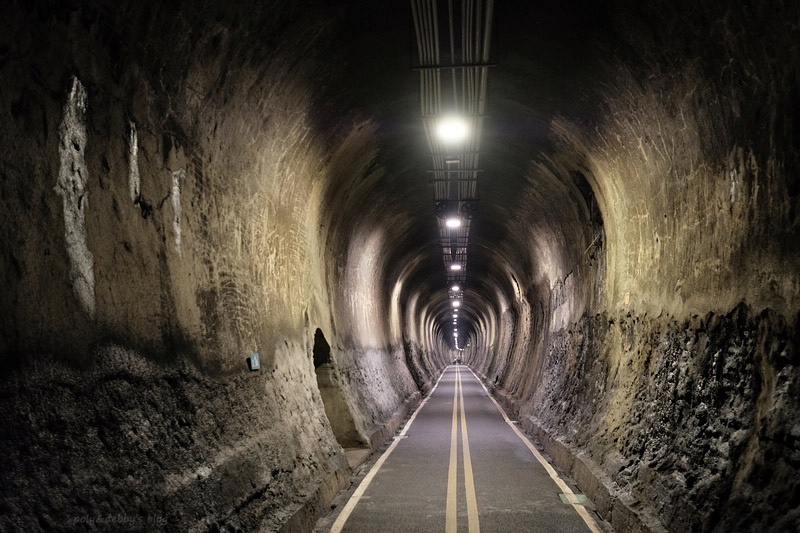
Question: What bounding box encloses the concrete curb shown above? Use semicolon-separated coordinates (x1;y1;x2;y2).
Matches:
367;390;422;452
280;467;350;533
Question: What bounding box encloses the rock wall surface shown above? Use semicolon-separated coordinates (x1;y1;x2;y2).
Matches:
467;1;800;532
0;1;429;530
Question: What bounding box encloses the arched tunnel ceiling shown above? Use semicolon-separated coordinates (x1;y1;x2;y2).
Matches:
1;0;795;371
93;0;626;348
325;0;799;346
318;0;623;347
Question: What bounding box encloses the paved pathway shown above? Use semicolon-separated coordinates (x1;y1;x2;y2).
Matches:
319;365;609;533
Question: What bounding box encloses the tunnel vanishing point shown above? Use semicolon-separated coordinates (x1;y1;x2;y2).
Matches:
1;0;799;531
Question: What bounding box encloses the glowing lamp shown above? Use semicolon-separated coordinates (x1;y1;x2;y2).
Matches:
437;116;469;143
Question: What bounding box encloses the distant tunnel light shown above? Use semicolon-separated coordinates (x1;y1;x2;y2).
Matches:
452;313;457;318
452;300;461;307
454;333;458;337
445;217;462;228
451;284;460;291
450;264;462;271
437;116;469;143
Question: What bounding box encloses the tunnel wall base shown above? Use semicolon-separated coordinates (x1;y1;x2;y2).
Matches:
364;390;422;452
0;343;351;532
489;388;667;533
492;390;667;533
484;303;799;533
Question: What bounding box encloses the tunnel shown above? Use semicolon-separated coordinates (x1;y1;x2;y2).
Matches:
0;0;798;531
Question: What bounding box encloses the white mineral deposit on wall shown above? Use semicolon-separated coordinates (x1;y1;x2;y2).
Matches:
172;169;185;256
128;121;140;203
55;76;95;318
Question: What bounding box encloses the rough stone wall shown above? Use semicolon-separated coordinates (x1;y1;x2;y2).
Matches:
0;344;348;531
472;2;800;531
0;1;422;530
524;307;799;532
402;293;445;391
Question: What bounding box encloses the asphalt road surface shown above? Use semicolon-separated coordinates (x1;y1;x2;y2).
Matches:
319;365;609;533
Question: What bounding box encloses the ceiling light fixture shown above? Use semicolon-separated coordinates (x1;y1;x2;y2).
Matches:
445;217;462;228
452;300;460;307
451;284;460;291
450;264;462;271
437;116;469;143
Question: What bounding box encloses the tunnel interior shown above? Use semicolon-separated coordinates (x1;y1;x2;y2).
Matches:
0;0;798;531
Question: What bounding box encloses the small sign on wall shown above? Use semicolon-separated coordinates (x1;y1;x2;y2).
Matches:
249;353;261;371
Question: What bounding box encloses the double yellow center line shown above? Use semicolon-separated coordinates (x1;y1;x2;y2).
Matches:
446;366;480;532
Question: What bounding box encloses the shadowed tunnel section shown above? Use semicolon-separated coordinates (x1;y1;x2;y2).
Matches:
0;0;798;531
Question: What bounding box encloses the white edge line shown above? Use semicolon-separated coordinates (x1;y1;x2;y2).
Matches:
465;367;603;533
330;366;451;533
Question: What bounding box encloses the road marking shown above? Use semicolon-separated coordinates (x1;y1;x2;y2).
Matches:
330;369;449;533
446;367;459;533
466;367;603;533
459;367;480;532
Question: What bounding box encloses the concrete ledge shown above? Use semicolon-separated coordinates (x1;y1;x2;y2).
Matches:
344;448;372;471
490;387;668;533
366;390;422;452
280;467;350;533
